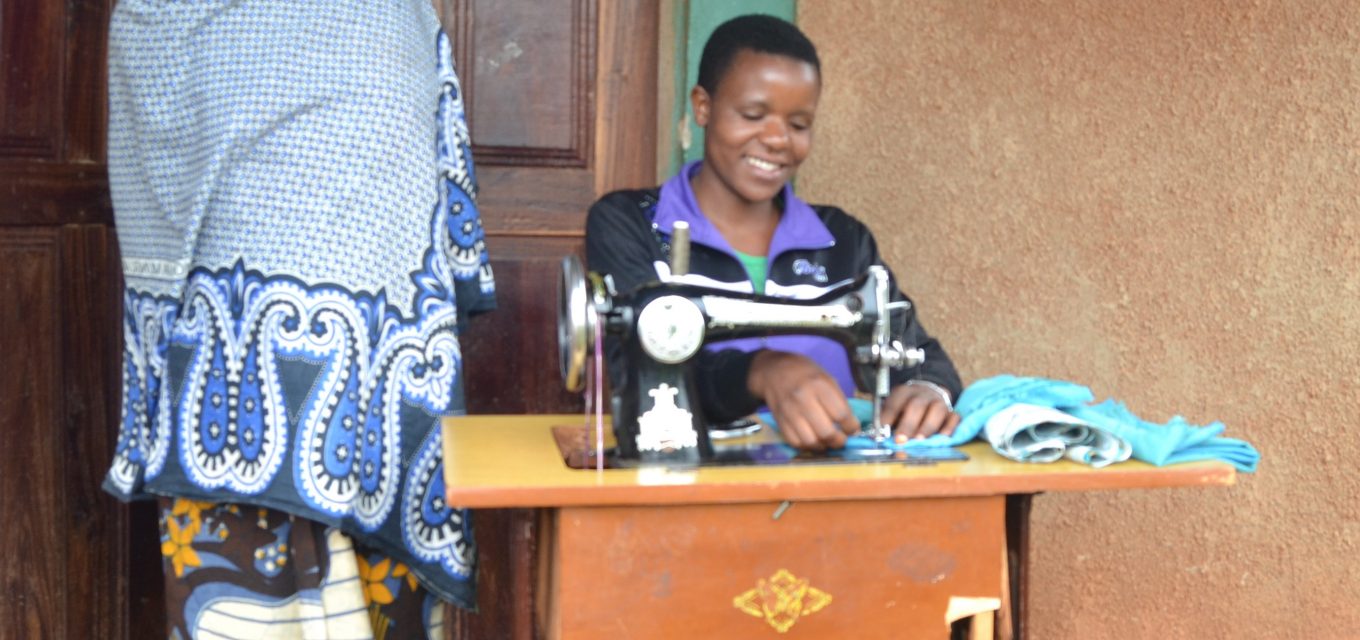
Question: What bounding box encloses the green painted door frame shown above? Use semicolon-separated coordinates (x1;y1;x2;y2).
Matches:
663;0;797;179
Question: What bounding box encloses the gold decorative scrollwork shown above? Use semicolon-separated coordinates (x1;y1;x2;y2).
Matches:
732;569;832;633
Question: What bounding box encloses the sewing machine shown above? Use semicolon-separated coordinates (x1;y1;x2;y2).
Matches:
558;222;927;465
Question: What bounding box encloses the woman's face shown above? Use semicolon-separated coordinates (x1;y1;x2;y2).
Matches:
692;50;820;207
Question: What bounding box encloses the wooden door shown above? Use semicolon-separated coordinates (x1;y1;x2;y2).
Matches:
0;0;654;636
435;1;658;637
0;0;128;638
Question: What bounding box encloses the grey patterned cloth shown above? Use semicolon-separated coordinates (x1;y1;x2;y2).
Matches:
983;403;1132;468
104;0;494;608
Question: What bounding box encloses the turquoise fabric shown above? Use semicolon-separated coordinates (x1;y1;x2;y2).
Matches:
1067;400;1259;471
954;375;1095;442
956;375;1259;473
756;375;1261;473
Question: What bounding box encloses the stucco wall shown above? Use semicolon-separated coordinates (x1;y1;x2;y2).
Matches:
797;2;1359;638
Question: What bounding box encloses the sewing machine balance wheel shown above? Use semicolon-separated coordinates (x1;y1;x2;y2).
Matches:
558;255;600;393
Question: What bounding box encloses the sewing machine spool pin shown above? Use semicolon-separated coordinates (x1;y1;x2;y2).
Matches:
669;220;691;277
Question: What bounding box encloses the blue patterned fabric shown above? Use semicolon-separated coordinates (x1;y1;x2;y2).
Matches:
104;0;493;608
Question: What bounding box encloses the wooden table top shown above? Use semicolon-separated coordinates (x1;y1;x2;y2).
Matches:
441;414;1236;508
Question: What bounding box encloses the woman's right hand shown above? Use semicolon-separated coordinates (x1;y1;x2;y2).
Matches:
747;350;860;451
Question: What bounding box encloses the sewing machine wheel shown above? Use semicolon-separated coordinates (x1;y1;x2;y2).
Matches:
558;255;597;392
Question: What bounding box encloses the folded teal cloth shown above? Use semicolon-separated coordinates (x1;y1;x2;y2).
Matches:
956;375;1259;473
954;375;1095;441
1067;400;1259;471
754;375;1259;473
982;402;1132;468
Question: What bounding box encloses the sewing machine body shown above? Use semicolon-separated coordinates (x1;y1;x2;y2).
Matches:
560;252;925;466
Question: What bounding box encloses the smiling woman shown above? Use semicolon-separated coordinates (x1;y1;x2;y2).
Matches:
689;49;820;254
585;14;963;453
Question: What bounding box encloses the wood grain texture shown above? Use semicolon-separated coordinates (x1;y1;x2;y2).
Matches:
0;0;62;158
549;497;1005;639
442;417;1237;509
443;0;595;167
474;166;596;234
0;163;113;227
0;0;108;162
445;508;540;640
61;0;111;163
433;1;658;636
0;227;126;640
0;0;126;637
462;237;586;415
0;230;66;639
593;0;659;196
59;224;127;640
464;0;594;166
1005;494;1032;640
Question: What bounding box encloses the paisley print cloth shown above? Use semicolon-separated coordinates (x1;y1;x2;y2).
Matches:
104;0;494;609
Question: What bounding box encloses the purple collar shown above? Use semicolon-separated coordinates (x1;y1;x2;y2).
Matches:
654;160;834;259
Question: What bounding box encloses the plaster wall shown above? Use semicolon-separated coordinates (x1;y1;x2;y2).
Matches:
797;2;1360;637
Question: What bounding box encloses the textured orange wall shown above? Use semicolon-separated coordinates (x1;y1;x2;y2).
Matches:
798;1;1359;638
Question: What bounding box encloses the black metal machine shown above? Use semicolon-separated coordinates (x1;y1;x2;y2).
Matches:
558;223;926;465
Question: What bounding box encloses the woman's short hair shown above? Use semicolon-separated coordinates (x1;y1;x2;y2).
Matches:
697;14;821;94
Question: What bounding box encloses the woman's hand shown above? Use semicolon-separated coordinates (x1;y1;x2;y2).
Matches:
747;350;859;451
883;383;960;443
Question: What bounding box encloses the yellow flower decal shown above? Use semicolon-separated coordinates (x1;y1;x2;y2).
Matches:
391;562;420;592
357;555;395;606
161;516;202;577
733;569;833;633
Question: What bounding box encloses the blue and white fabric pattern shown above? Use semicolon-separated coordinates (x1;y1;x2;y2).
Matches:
104;0;493;608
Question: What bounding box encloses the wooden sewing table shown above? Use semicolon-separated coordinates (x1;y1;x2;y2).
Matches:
441;415;1234;639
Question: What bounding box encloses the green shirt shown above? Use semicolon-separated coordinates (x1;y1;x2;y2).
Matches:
733;250;768;295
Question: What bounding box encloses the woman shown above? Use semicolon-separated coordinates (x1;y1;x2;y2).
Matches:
587;14;960;451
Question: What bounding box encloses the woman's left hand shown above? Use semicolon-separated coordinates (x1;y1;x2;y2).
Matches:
882;383;960;443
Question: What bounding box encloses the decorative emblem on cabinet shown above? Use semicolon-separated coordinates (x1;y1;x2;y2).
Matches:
732;569;833;633
635;383;697;452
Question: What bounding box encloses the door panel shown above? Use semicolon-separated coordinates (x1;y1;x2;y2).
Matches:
0;0;124;637
0;224;125;640
0;229;67;639
456;0;595;164
435;1;657;637
0;0;63;158
432;0;656;415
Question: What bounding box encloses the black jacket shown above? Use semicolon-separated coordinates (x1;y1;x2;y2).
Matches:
585;187;962;423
